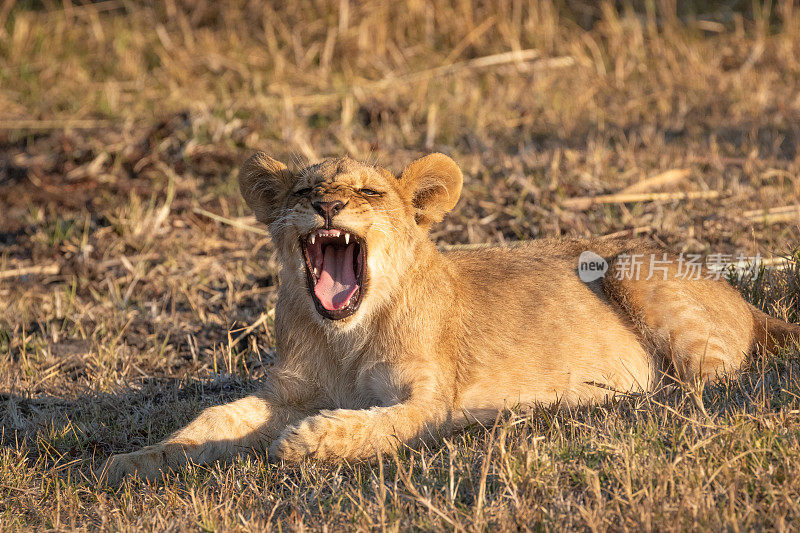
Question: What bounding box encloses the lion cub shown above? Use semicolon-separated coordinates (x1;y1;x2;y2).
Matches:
104;153;798;482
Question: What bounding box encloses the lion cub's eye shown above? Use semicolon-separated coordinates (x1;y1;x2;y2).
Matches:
359;188;383;197
294;187;313;196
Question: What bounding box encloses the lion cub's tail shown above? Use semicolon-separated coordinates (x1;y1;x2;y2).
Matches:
750;305;800;353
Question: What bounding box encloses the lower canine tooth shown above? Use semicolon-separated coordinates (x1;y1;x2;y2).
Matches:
345;233;350;244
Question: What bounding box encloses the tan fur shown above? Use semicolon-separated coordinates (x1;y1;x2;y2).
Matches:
102;153;800;483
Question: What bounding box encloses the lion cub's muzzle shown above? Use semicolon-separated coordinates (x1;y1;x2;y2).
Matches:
301;228;366;320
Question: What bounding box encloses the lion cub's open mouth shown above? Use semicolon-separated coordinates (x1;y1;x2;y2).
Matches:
301;229;365;320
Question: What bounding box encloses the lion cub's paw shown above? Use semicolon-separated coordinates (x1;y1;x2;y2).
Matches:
271;411;349;462
97;448;169;485
271;410;375;462
271;419;321;461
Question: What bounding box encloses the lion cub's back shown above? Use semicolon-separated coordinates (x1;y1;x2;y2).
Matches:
443;237;639;302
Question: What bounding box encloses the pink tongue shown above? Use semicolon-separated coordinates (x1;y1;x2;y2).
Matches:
314;243;358;311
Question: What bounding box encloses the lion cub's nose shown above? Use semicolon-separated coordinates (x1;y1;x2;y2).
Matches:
312;200;346;227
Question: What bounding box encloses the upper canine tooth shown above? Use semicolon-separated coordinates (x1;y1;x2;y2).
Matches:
310;234;316;245
345;233;350;245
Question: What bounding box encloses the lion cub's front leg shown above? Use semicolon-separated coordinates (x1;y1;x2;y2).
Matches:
102;390;312;483
272;401;449;462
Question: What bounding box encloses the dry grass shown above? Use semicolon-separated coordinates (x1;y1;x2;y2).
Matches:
2;0;800;530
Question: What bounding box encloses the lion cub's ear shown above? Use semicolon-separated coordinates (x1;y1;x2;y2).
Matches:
239;152;294;224
400;153;463;229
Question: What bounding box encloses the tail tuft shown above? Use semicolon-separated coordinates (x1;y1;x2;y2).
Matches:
750;305;800;353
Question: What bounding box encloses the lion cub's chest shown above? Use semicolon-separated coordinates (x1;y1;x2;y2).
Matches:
322;357;409;409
